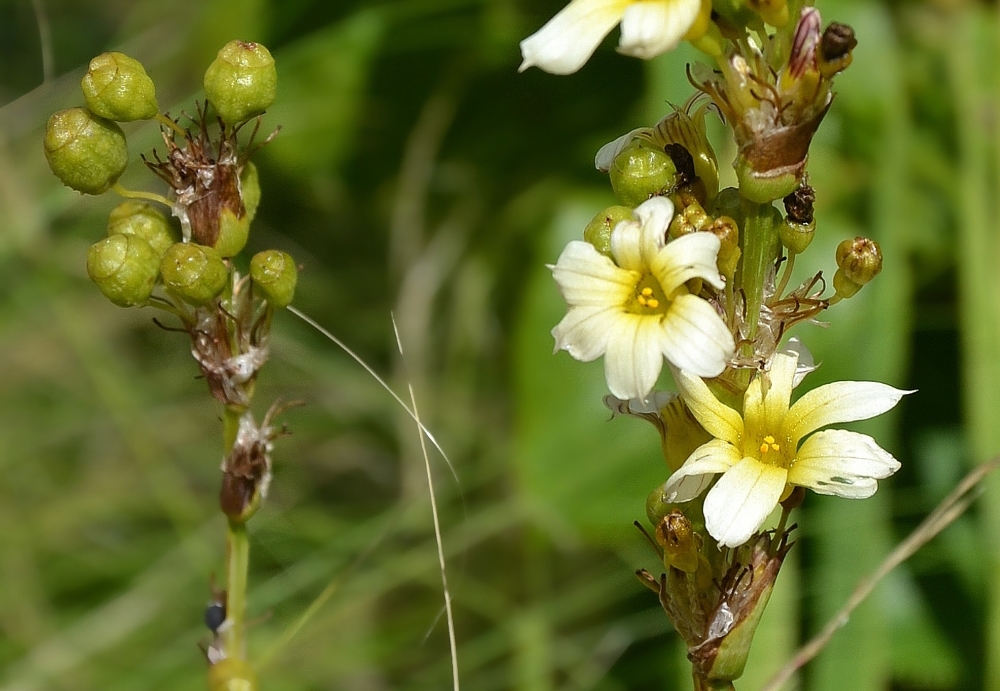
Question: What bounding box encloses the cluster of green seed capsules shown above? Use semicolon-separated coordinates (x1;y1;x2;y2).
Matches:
43;41;297;312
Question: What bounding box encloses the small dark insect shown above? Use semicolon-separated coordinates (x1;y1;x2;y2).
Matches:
205;598;227;633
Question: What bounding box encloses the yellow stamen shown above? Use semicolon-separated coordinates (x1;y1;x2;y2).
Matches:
638;295;648;306
641;287;654;297
646;298;659;308
759;442;769;454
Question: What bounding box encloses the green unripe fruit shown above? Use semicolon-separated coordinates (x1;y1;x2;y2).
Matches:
240;162;261;223
833;268;862;299
214;207;251;258
584;205;632;257
43;108;128;195
735;154;800;204
779;219;815;254
81;52;158;121
160;242;228;305
836;236;883;286
609;142;678;207
208;658;258;691
204;40;277;126
107;201;176;256
646;486;674;528
250;250;297;308
86;234;160;307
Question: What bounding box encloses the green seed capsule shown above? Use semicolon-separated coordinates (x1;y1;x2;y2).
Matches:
250;250;297;308
208;658;258;691
240;162;261;223
204;40;277;126
836;236;883;286
583;205;632;257
214;207;251;258
81;52;158;122
86;234;160;307
833;267;862;299
609;141;678;207
43;108;128;195
107;201;176;256
160;242;228;305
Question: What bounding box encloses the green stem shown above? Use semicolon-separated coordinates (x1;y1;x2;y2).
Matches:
738;199;780;354
693;673;737;691
225;520;250;659
222;404;250;659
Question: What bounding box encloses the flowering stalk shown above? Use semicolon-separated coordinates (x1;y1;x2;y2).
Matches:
44;40;297;690
523;0;905;685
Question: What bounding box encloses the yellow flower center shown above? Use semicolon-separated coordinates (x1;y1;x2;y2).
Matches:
627;274;669;315
752;433;792;468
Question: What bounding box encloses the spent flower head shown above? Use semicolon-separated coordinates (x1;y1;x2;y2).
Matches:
550;196;735;400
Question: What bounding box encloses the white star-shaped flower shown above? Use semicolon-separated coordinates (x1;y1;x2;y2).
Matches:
550;196;735;400
664;351;911;547
519;0;706;75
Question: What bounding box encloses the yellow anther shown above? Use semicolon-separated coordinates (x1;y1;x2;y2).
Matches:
638;295;648;306
642;287;654;297
771;442;781;451
759;442;770;454
763;435;775;444
646;298;660;308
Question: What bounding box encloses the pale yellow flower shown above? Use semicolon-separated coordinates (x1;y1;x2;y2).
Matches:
663;352;910;547
519;0;706;75
550;196;735;400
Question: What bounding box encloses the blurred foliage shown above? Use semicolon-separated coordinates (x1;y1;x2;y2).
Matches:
0;0;998;689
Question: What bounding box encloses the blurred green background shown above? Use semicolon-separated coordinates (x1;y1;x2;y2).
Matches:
0;0;997;688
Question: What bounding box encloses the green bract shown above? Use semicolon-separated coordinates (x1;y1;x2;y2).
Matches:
43;108;128;195
204;40;277;126
583;205;632;257
81;52;158;122
250;250;297;308
610;142;677;207
107;201;176;257
86;234;160;307
160;242;228;305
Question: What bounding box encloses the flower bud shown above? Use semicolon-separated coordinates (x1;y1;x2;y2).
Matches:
250;250;297;308
707;216;741;279
214;207;251;258
208;658;258;691
240;161;261;223
818;22;857;78
86;234;160;307
81;52;158;121
107;201;176;256
204;40;277;126
160;242;228;305
43;108;128;195
780;218;815;255
610;141;678;207
646;486;674;527
584;205;632;257
836;236;882;286
668;191;711;239
651;108;720;202
656;510;700;573
748;0;789;27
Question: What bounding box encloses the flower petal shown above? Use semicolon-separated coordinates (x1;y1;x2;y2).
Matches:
674;365;743;445
781;336;817;387
552;305;619;361
704;457;787;548
788;429;900;498
663;438;742;503
634;196;675;266
783;380;913;442
610;218;644;272
660;293;735;377
761;351;797;428
652;231;725;293
603;313;665;399
551;240;636;306
595;127;647;172
618;0;702;60
519;0;629;74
